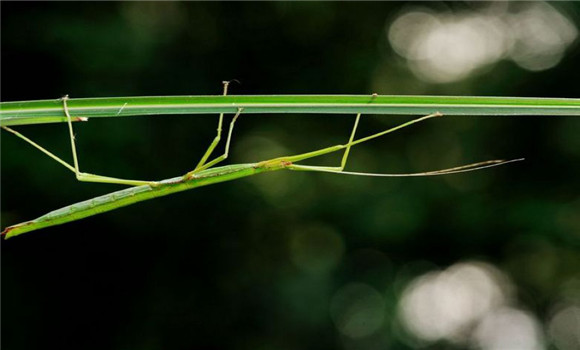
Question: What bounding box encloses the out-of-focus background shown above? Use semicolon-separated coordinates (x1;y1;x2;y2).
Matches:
2;2;580;349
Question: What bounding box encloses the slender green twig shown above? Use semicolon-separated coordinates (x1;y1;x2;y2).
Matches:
2;95;579;126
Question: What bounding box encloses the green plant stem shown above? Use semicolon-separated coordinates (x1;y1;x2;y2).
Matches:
1;95;579;126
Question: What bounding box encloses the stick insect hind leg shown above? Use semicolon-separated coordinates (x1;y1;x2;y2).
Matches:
1;96;160;187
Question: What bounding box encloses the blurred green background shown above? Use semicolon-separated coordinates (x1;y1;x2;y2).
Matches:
2;2;580;350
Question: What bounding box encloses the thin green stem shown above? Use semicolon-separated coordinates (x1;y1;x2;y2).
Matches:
2;95;579;126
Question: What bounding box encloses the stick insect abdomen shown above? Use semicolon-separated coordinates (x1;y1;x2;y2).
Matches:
3;163;266;238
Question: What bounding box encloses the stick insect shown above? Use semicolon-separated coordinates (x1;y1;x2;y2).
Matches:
1;82;522;239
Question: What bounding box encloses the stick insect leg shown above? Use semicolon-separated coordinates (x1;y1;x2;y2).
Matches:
282;111;522;176
2;123;157;187
62;96;158;186
192;81;232;172
183;107;244;179
285;112;442;173
291;113;362;173
1;125;77;173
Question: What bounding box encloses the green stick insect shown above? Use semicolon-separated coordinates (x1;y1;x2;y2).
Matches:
1;82;522;239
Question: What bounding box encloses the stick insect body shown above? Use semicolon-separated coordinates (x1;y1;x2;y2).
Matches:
1;82;522;238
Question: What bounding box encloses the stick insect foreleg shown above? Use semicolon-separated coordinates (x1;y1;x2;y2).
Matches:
286;112;442;173
288;113;361;173
284;111;522;176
